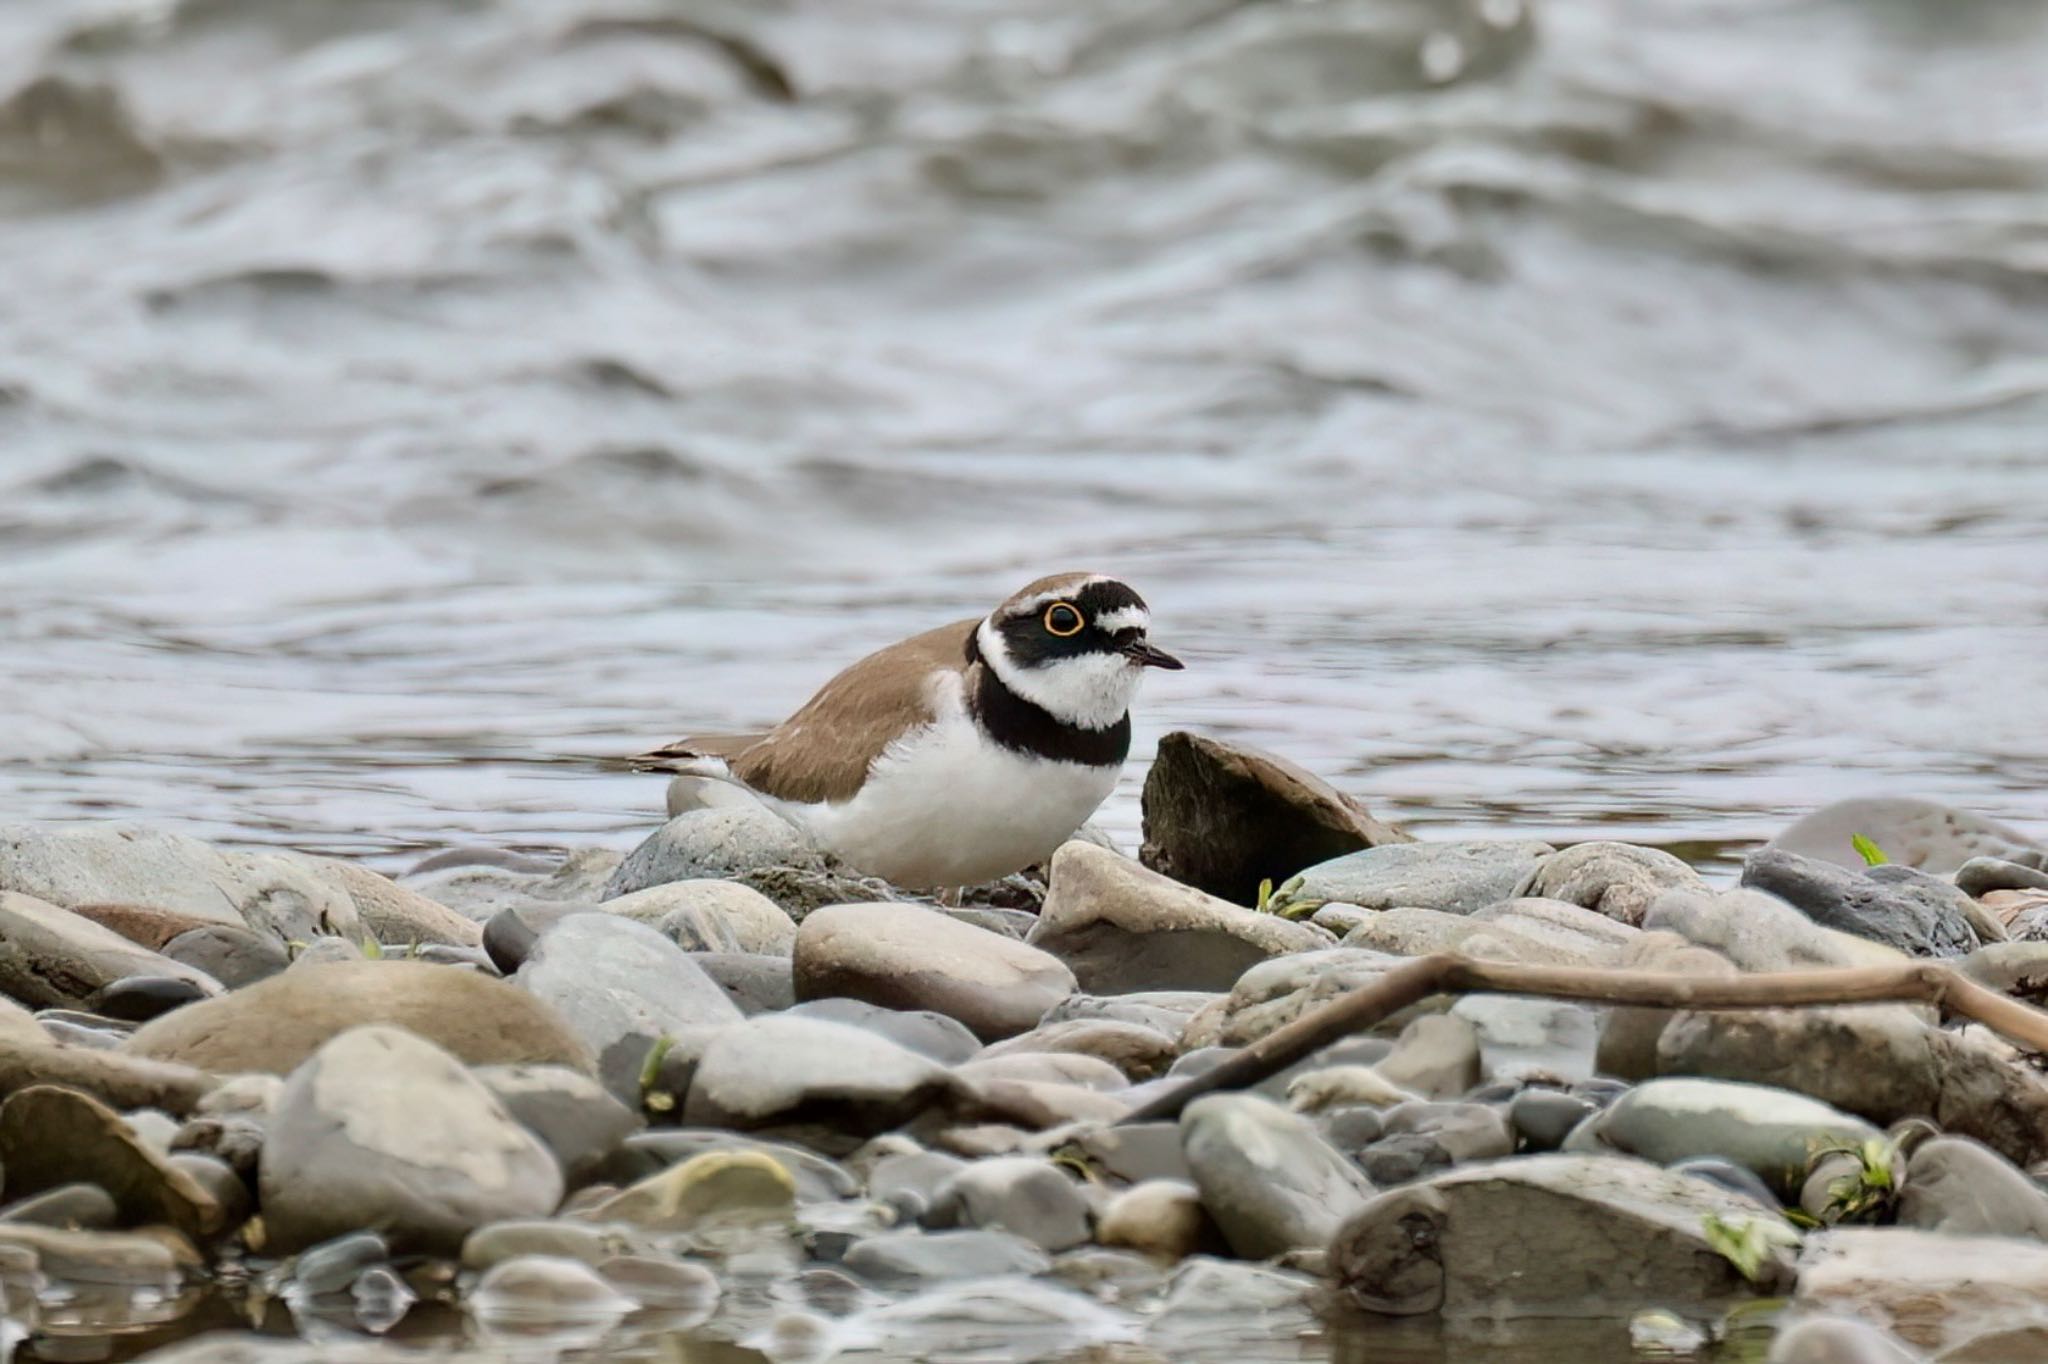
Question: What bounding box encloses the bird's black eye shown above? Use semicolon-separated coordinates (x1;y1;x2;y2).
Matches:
1043;602;1085;637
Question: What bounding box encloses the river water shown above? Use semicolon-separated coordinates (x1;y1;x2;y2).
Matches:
2;0;2046;874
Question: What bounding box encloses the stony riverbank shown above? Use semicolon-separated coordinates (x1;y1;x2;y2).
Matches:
1;733;2046;1363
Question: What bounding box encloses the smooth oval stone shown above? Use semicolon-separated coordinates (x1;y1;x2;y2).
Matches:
1509;1089;1597;1152
782;997;981;1065
468;1255;635;1327
842;1228;1050;1289
597;1254;720;1312
0;1182;119;1230
1181;1093;1376;1259
922;1157;1091;1252
88;976;210;1024
294;1231;392;1296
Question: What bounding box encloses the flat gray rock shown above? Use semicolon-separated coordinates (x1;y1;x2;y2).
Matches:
1028;842;1334;994
842;1228;1050;1289
1330;1153;1786;1318
1766;798;2043;876
1572;1077;1879;1197
682;1014;960;1151
514;913;743;1103
795;902;1076;1041
603;807;823;898
1292;840;1556;915
1743;849;1978;958
1180;1093;1376;1259
260;1025;564;1254
1794;1227;2048;1356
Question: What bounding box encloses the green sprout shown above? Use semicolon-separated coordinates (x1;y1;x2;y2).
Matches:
639;1034;678;1113
1254;874;1316;920
1851;834;1888;867
1700;1213;1800;1283
360;937;385;960
1807;1127;1926;1225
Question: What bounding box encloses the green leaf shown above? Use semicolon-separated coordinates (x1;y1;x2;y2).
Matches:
1701;1214;1799;1283
1851;834;1888;866
638;1033;677;1102
1255;878;1275;913
360;937;384;960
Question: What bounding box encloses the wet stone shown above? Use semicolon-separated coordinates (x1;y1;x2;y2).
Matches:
1180;1093;1376;1260
693;952;798;1015
474;1064;642;1186
1742;848;1979;958
460;1219;635;1271
1668;1157;1783;1210
590;1149;795;1231
468;1254;635;1329
923;1156;1092;1252
610;1130;859;1203
293;1231;390;1296
843;1227;1050;1289
0;1086;224;1241
597;1253;720;1312
1508;1089;1596;1151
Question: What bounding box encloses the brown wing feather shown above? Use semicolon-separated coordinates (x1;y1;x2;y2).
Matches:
726;617;977;804
634;618;978;804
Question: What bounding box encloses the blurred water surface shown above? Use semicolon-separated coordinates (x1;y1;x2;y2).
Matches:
2;0;2045;870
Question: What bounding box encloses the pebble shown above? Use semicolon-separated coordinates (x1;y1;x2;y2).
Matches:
1291;840;1557;915
598;878;798;954
300;856;483;949
1520;841;1706;926
122;959;592;1076
842;1227;1050;1288
590;1149;796;1231
923;1156;1092;1252
1896;1135;2048;1239
259;1025;565;1254
459;1219;630;1271
1669;1156;1783;1209
0;892;222;1009
1097;1180;1217;1260
1330;1153;1790;1318
602;806;824;898
1571;1077;1879;1197
1765;797;2043;875
682;1014;961;1153
793;902;1076;1041
473;1064;642;1185
1508;1089;1596;1151
596;1253;720;1312
0;1086;225;1240
1026;841;1334;993
1955;855;2048;898
513;912;743;1102
293;1231;391;1296
693;952;799;1014
0;1182;120;1229
467;1254;636;1330
1136;730;1411;906
1742;849;1979;957
612;1131;859;1203
1180;1093;1376;1260
978;1018;1178;1080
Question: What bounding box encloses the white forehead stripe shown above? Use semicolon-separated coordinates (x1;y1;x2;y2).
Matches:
1092;606;1149;633
1015;576;1113;612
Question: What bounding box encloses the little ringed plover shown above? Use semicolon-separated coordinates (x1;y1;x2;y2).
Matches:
634;572;1181;890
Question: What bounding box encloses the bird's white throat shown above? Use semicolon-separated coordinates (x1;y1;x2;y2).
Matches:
975;616;1143;732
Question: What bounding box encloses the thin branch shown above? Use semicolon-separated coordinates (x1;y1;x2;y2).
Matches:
1121;952;2048;1124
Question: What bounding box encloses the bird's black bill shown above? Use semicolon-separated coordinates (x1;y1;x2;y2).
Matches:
1125;640;1184;670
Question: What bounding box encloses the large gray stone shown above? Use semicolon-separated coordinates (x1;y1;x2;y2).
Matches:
1654;1005;1941;1127
1572;1078;1879;1197
0;823;361;941
0;893;221;1009
1291;841;1556;915
260;1026;564;1254
1896;1136;2048;1240
1742;849;1978;958
1766;798;2043;876
842;1228;1050;1289
795;902;1076;1041
1330;1154;1786;1318
1643;886;1901;971
682;1015;961;1152
923;1156;1091;1252
1520;842;1705;927
1180;1093;1376;1260
1793;1227;2048;1354
123;960;592;1076
1137;731;1411;907
603;808;823;898
474;1065;642;1186
1596;930;1741;1081
514;914;742;1103
1028;842;1333;994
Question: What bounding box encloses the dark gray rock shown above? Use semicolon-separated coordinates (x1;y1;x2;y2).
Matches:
87;976;210;1024
1897;1135;2048;1240
783;997;982;1065
1508;1089;1595;1152
259;1025;564;1254
1180;1093;1376;1259
160;925;290;989
693;952;797;1015
923;1156;1091;1252
513;913;743;1103
474;1064;642;1186
1028;843;1333;994
1742;849;1978;957
1291;840;1557;915
1956;856;2048;898
1137;731;1411;907
794;903;1075;1042
481;902;581;975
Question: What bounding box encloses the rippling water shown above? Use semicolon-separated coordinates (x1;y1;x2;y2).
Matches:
2;0;2045;873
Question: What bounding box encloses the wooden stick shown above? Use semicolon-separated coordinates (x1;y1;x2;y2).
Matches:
1120;952;2048;1124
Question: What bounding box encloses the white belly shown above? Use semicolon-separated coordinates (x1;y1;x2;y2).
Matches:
772;708;1118;890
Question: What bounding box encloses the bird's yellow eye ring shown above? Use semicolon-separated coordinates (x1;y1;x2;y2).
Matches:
1044;602;1085;637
